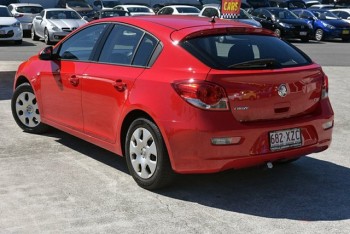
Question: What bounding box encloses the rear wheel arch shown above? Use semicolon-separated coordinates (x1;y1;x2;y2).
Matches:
120;110;155;157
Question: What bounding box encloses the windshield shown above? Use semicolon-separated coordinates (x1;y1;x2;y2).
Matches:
0;7;11;17
67;1;90;7
16;6;43;14
127;7;152;13
101;10;128;17
46;10;82;19
312;10;339;19
102;1;120;7
181;34;311;70
176;7;200;13
270;9;298;19
237;9;251;19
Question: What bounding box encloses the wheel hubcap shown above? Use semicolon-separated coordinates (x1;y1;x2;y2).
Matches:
129;128;157;179
16;92;41;127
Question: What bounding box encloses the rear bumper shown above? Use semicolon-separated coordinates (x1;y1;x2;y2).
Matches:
162;99;334;174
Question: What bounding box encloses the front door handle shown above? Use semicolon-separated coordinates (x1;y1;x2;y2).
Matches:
113;79;126;92
69;75;79;86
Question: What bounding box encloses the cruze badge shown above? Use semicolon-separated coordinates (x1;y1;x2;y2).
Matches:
278;84;288;97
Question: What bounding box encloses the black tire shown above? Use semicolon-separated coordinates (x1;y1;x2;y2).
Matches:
342;37;350;42
274;29;281;38
11;83;49;134
125;118;175;190
31;26;39;41
44;28;51;45
301;36;309;42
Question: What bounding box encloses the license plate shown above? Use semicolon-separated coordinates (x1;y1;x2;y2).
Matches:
300;31;307;36
0;30;5;35
269;128;302;151
342;30;349;35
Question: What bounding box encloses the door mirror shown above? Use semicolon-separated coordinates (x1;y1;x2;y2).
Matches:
82;16;89;21
35;15;43;20
39;46;55;60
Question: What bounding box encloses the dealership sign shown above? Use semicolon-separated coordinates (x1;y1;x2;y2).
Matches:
221;0;241;18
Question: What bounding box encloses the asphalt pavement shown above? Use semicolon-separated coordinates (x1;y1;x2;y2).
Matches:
0;38;349;233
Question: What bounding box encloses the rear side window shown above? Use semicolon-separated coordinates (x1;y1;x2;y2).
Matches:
181;34;312;70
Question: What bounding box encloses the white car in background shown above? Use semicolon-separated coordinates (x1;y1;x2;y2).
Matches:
7;3;43;33
0;5;22;44
113;5;155;16
329;8;350;23
31;8;88;45
157;5;200;16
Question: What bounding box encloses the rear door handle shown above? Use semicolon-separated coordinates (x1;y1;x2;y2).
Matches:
69;75;79;86
113;79;126;92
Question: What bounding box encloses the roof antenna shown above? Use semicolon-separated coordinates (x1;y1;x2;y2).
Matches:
210;16;216;23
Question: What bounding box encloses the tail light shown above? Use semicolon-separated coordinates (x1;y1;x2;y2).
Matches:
321;74;329;99
172;80;229;110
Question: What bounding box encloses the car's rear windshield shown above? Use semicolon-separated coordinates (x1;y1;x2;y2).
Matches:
176;7;200;13
180;34;312;70
16;6;43;14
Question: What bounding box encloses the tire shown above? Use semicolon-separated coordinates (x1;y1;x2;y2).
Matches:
315;29;324;41
14;40;22;45
125;118;175;190
274;29;281;38
301;36;309;42
44;28;51;45
11;83;49;134
342;37;350;42
31;26;39;41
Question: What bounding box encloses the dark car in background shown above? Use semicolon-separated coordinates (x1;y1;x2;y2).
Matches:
268;0;307;9
92;9;130;19
251;7;313;41
292;9;350;41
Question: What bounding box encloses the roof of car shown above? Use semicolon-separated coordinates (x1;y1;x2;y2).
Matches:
8;3;43;7
93;15;273;41
45;8;77;12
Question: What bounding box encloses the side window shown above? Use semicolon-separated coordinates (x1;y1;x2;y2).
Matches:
98;24;143;65
40;10;44;18
58;24;107;61
132;34;158;67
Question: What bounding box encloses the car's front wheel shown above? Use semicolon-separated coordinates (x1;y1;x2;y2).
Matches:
125;118;175;190
274;29;281;38
315;29;324;41
44;28;51;45
11;83;49;134
31;26;39;41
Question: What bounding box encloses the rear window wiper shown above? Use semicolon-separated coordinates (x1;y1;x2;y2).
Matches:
228;59;282;69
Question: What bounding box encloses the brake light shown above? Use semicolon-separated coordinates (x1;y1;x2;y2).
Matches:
321;74;329;99
172;80;229;110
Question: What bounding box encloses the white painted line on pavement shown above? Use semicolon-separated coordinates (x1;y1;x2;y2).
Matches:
0;61;22;72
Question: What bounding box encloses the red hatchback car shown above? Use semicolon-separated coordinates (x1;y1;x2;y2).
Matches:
11;16;334;189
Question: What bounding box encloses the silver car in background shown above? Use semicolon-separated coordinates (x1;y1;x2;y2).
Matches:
7;3;43;33
0;5;22;44
31;8;88;45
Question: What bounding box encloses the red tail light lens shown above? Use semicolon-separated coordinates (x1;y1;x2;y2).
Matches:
322;74;329;99
172;80;229;110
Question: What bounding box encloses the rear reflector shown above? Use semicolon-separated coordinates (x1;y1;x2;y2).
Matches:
322;120;333;130
211;137;241;145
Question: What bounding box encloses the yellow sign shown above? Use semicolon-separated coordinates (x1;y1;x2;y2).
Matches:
221;0;241;18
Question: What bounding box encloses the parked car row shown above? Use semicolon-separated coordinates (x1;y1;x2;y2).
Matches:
2;0;350;45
